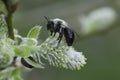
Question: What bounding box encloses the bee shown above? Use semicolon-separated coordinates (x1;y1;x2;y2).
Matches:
44;16;75;46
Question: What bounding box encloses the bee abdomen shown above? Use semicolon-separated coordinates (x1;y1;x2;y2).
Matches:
64;27;74;46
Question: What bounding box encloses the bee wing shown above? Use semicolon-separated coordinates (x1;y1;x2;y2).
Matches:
67;25;80;39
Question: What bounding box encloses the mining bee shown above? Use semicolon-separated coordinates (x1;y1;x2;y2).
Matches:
45;16;75;46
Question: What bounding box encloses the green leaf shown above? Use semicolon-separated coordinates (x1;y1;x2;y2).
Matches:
0;67;15;80
27;25;42;39
10;69;23;80
14;45;31;57
22;38;38;46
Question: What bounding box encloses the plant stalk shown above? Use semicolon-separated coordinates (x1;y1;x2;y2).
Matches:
6;12;14;40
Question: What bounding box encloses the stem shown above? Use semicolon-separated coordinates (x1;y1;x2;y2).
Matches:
3;0;14;40
7;12;14;40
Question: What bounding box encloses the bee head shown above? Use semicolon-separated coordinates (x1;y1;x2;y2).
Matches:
44;16;55;31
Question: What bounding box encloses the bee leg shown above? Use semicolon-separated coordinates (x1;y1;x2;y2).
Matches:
57;28;64;44
56;33;63;47
53;32;57;37
50;31;53;36
58;34;63;43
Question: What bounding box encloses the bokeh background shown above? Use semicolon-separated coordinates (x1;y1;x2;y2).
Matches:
14;0;120;80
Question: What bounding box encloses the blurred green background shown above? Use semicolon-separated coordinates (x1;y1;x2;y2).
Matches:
14;0;120;80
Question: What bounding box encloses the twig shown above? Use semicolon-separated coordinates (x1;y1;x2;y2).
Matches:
2;0;15;40
7;12;14;40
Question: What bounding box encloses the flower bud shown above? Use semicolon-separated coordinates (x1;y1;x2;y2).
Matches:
3;0;18;13
0;52;13;69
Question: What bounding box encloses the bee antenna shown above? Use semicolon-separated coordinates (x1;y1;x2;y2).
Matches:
44;16;49;21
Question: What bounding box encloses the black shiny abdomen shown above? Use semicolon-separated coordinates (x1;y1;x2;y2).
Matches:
63;27;74;46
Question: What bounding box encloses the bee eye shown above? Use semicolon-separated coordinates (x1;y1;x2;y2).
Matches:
48;21;54;26
47;21;54;29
